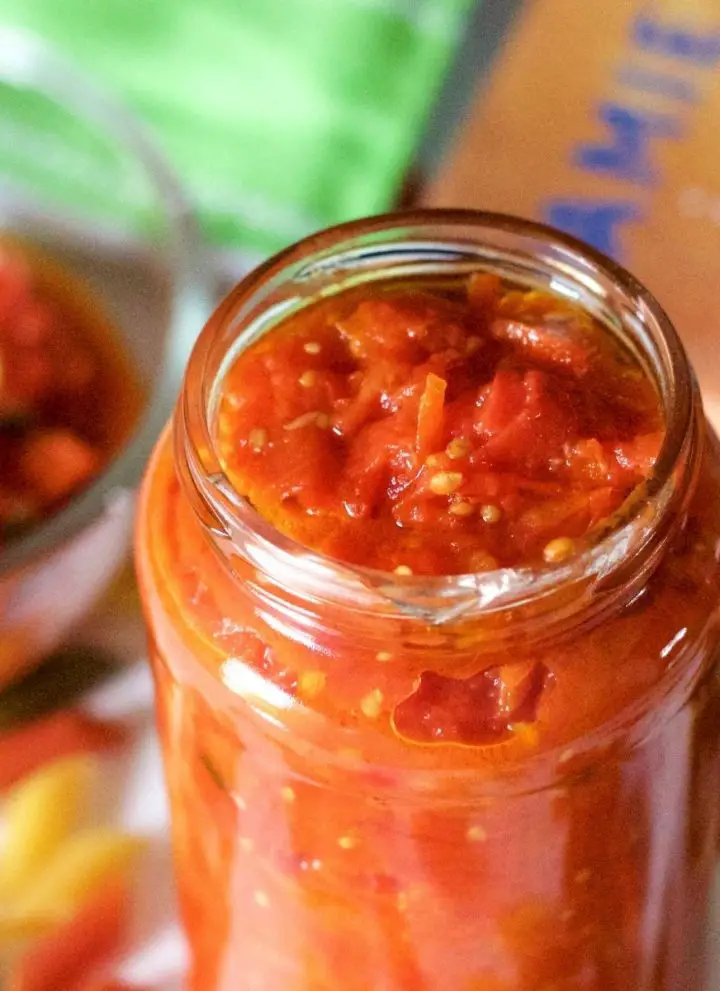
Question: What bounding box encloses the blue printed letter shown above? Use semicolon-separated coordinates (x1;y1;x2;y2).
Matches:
543;200;640;260
633;14;720;66
574;103;680;185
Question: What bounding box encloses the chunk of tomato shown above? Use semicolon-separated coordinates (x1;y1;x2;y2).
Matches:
477;370;575;471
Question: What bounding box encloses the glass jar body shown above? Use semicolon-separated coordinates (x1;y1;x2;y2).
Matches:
138;432;720;991
136;212;720;991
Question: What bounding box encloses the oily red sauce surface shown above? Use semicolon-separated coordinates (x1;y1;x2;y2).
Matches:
0;241;141;549
217;274;664;574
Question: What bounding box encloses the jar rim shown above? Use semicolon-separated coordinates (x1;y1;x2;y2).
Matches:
178;208;698;626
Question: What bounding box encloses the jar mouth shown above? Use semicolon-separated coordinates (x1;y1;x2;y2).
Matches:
179;209;697;626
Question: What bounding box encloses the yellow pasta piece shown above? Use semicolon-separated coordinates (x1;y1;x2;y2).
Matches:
12;828;145;923
0;755;96;898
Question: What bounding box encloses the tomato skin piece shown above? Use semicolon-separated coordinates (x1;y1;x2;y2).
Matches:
341;415;417;520
476;370;575;472
392;662;549;745
613;432;663;476
490;317;596;375
337;292;468;363
416;372;447;462
564;438;614;487
333;363;407;438
265;426;342;512
475;369;527;438
511;487;620;555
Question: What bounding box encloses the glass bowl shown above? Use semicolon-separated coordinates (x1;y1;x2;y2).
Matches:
0;26;209;684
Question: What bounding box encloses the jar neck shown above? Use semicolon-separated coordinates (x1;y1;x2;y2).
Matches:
174;209;701;648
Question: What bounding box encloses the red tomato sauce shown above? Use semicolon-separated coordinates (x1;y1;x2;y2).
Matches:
0;242;141;548
217;274;663;573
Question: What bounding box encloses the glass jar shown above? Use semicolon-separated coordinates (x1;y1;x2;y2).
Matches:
136;210;720;991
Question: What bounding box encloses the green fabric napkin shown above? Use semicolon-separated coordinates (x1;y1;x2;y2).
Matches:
1;0;472;262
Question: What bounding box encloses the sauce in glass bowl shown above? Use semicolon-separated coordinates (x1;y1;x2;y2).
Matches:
0;239;141;546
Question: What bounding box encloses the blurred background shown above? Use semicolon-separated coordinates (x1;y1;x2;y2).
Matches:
3;0;716;405
0;1;719;987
